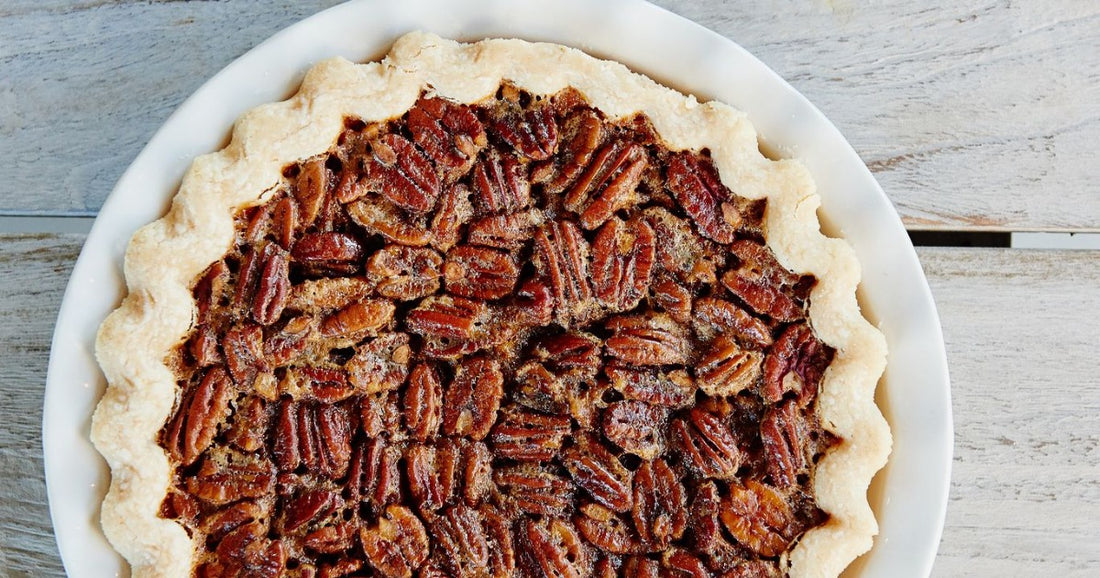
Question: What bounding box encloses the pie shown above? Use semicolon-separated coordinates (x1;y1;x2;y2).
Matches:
92;33;890;578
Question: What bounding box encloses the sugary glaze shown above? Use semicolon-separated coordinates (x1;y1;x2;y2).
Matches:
155;84;839;577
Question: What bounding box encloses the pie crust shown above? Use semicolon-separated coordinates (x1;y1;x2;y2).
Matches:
92;32;890;578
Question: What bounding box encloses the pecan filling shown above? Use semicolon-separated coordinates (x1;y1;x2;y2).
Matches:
159;84;839;578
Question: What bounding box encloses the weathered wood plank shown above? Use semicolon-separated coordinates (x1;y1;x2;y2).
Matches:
2;234;1098;575
651;0;1100;231
1;1;1098;230
0;0;344;216
0;234;81;577
919;247;1100;577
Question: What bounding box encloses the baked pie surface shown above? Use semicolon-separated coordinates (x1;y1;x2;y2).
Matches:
92;33;890;578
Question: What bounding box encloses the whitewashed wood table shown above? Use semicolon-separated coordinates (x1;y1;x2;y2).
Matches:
1;1;1098;576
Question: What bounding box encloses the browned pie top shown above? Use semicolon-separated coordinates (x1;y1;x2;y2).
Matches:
158;83;839;578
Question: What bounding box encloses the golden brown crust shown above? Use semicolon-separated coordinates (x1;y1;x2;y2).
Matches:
92;32;890;578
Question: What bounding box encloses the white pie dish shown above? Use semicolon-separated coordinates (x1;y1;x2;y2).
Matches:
42;0;952;576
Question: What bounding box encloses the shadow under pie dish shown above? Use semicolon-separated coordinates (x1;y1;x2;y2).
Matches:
91;32;890;578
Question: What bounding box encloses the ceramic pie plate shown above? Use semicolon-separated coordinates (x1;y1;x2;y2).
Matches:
42;0;952;576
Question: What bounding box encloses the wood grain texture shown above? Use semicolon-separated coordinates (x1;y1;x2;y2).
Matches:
0;0;344;216
0;234;81;577
1;0;1098;230
650;0;1100;231
920;247;1100;577
2;235;1098;576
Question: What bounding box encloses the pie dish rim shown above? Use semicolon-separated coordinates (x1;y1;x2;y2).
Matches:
42;2;953;576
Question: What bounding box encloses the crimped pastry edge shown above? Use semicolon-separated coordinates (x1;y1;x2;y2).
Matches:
91;31;891;578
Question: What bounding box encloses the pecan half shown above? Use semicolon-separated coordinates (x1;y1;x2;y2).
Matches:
671;407;743;480
602;400;668;460
443;245;519;300
690;481;743;573
250;244;290;326
644;207;721;285
761;323;831;403
632;457;687;550
348;198;432;247
270;195;299;250
406;443;458;513
222;323;268;390
406;296;494;358
575;502;646;554
535;219;596;326
531;331;603;376
430;184;475;251
346;332;412;394
199;500;265;544
303;521;356;556
407;96;486;182
271;400;352;479
504;278;555;328
693;297;773;349
649;276;693;324
291;231;365;276
606;364;695;409
277;366;354;403
472;149;531;215
263;315;315;368
591;216;656;312
738;238;802;278
442;356;503;440
320;299;395;340
662;549;711;578
532;107;603;194
562;433;633;512
467;208;545;251
721;240;805;321
359;391;403;438
487;97;559;161
286;277;373;314
293;157;331;226
186;450;275;506
720;481;796;558
564;140;647;229
667;151;743;244
360;505;430;578
427;505;492;577
366;245;443;300
480;506;517;577
281;488;338;533
517;518;591;578
458;440;494;506
494;464;575;517
366;133;441;213
193;260;229;324
605;313;690;366
164;366;233;466
347;437;402;510
761;400;811;488
404;362;443;441
187;326;222;368
490;406;571;461
207;522;286;578
225;395;269;453
696;335;764;397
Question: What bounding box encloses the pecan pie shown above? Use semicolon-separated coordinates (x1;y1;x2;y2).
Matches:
93;33;889;578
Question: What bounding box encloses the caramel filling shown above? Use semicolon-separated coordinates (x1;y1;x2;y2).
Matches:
159;84;837;578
